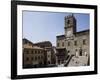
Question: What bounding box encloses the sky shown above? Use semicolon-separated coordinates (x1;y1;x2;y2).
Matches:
23;11;89;46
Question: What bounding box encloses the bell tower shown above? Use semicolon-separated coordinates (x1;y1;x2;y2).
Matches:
64;14;76;38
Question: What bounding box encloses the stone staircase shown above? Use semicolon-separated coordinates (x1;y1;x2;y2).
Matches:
64;55;74;66
67;56;89;67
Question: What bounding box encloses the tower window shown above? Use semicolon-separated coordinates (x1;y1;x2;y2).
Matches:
67;20;70;24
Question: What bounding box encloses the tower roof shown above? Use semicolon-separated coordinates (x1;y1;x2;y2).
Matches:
65;14;76;20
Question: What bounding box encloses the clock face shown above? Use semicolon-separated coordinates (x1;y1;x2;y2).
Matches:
67;30;72;37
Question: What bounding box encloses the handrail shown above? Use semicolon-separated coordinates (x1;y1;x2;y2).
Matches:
64;55;73;66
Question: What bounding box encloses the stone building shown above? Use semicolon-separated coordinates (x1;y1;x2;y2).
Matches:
23;39;46;68
23;39;56;68
56;14;89;66
34;41;56;65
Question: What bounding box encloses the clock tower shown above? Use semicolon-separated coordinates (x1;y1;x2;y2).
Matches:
64;14;76;39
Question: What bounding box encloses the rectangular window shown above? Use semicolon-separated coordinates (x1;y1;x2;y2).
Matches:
38;51;40;53
41;56;43;59
68;42;70;46
74;41;77;46
35;50;37;54
26;57;29;61
62;42;64;47
57;43;59;47
31;57;34;60
38;56;40;60
29;49;31;54
35;57;37;61
83;39;86;45
37;50;39;54
31;50;33;54
26;50;29;54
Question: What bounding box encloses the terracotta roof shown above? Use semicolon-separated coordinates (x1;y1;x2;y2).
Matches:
34;41;52;48
23;38;34;45
35;41;52;45
23;44;44;50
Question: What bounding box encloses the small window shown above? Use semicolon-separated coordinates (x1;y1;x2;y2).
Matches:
75;49;77;51
62;42;64;47
41;56;43;59
74;41;77;46
35;50;37;54
48;55;50;58
57;43;59;47
31;57;34;60
37;51;38;54
67;50;70;53
38;56;40;60
68;42;70;46
38;50;39;54
26;50;29;54
35;57;37;61
67;19;70;24
31;50;33;54
38;51;40;54
33;50;34;54
26;57;29;61
38;51;40;53
83;39;86;45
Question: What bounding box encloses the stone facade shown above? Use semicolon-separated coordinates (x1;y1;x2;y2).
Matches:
23;39;46;68
34;41;56;65
23;39;56;68
23;45;45;66
56;14;90;66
